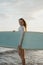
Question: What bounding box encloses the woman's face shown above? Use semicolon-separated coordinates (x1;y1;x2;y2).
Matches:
19;20;24;26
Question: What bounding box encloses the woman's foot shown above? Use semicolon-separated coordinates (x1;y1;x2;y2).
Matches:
22;58;25;65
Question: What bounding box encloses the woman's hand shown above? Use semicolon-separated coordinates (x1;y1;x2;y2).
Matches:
18;44;22;49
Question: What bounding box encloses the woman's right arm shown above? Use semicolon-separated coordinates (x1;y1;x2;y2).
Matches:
18;27;25;47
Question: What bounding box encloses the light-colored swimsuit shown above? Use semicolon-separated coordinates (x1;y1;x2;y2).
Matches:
18;26;25;45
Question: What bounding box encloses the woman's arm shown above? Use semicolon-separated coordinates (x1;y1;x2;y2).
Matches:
18;27;25;47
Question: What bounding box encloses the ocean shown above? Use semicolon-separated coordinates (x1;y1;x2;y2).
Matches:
0;47;43;65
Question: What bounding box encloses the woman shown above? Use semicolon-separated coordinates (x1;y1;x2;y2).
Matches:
18;18;27;65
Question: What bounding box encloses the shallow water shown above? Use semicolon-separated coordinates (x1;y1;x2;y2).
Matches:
0;47;43;65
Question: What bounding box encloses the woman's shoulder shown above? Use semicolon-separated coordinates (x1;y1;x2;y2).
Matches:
18;26;25;31
21;26;24;29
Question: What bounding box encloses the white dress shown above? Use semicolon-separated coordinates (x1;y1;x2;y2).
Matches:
18;26;25;46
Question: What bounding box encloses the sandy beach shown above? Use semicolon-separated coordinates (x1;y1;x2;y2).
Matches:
0;47;43;65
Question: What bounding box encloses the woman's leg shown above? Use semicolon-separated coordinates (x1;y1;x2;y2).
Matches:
18;47;25;65
21;49;25;65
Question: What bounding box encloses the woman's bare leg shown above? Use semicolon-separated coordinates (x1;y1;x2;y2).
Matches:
18;47;25;65
21;49;25;65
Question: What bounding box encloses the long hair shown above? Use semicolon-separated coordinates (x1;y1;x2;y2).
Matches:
19;18;27;31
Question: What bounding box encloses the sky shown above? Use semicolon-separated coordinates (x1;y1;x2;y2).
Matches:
0;0;43;32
